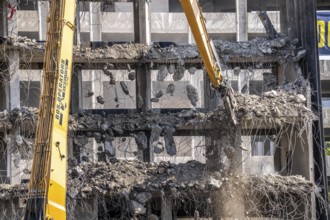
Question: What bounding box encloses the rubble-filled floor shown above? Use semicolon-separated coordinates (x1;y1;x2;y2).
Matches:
0;159;318;219
1;35;305;64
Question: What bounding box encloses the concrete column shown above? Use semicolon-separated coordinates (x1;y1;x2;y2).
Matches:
237;69;249;94
86;2;102;164
75;4;81;45
0;0;6;37
5;31;20;184
188;27;195;44
89;2;102;108
136;64;151;161
89;2;102;42
241;136;251;175
134;0;152;161
279;0;288;34
286;0;298;41
134;0;151;45
7;50;20;110
71;66;82;114
235;0;248;42
37;1;49;41
136;64;151;112
6;0;18;38
161;196;173;220
5;132;21;185
235;0;249;96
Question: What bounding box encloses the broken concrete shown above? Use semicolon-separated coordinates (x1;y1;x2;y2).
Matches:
186;84;199;107
2;35;305;64
0;160;319;219
0;89;314;136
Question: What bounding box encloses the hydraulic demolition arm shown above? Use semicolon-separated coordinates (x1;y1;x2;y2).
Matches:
180;0;223;88
24;0;76;219
180;0;237;124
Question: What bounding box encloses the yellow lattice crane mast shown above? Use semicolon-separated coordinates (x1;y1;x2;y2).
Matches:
24;0;76;219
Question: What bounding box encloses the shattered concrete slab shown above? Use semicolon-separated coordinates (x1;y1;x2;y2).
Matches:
0;160;317;219
0;90;314;134
0;160;314;200
2;35;305;63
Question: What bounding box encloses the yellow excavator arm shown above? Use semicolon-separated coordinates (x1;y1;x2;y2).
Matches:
180;0;223;88
24;0;76;219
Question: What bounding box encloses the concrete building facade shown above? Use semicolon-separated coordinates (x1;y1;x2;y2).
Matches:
0;0;328;219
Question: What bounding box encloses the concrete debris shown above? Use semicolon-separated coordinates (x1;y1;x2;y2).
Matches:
131;200;146;215
0;162;314;201
135;192;152;204
151;98;159;103
155;90;163;99
0;90;314;137
233;67;241;76
4;35;303;63
223;147;236;159
157;65;168;81
137;95;144;108
0;160;317;220
296;94;306;103
15;135;23;147
188;66;197;74
153;142;164;154
168;64;175;74
163;126;176;156
128;71;136;81
186;85;199;107
131;132;148;150
258;11;277;39
96;96;105;104
166;83;175;96
103;69;116;85
177;59;185;66
150;125;162;144
173;65;185;81
208;177;222;189
85;91;94;98
120;81;130;96
104;140;116;157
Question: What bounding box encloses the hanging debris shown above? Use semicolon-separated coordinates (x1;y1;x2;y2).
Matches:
166;83;175;96
120;81;130;95
186;85;199;107
157;65;168;81
96;96;105;104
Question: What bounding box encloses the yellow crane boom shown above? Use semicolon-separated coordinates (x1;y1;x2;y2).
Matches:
24;0;76;219
180;0;223;88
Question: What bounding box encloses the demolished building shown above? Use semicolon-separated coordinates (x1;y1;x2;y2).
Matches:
0;0;329;219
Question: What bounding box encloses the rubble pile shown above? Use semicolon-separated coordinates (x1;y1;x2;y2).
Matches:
0;107;38;131
0;91;313;136
71;90;313;129
0;184;27;200
67;160;207;200
235;90;314;124
67;160;315;198
0;160;316;218
3;35;305;62
75;43;149;60
146;35;304;62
